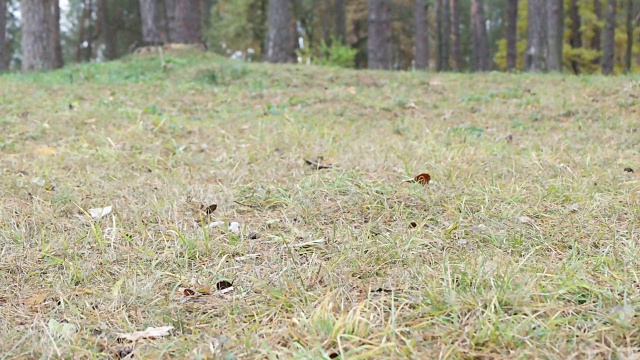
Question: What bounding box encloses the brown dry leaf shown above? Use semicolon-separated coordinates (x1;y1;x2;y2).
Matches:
117;326;174;342
198;284;212;295
624;167;634;173
34;147;57;156
183;288;195;296
24;293;47;306
347;86;356;94
201;204;217;215
519;216;535;225
405;173;431;185
215;280;233;291
304;158;332;170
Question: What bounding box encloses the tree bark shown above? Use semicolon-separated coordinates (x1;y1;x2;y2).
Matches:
450;0;461;70
546;0;563;72
335;0;346;43
525;0;547;72
625;0;633;72
471;0;490;71
140;0;162;43
506;0;518;70
415;0;429;69
173;0;201;43
265;0;294;63
592;0;602;52
367;0;391;69
442;0;450;70
49;0;64;69
601;0;616;74
164;0;178;42
569;0;582;74
0;0;7;71
98;0;117;59
22;0;58;71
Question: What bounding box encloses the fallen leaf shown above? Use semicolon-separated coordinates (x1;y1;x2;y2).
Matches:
48;319;77;338
347;86;356;94
405;173;431;185
205;221;225;229
117;326;174;342
24;293;47;306
567;203;580;212
624;167;634;173
35;146;57;156
89;206;113;220
202;204;217;215
198;284;212;295
304;158;332;170
228;222;240;234
519;216;535;225
409;221;418;228
248;231;259;239
215;280;233;291
183;288;195;296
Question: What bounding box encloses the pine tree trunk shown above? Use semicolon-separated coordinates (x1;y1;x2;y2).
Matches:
625;0;633;72
592;0;602;51
367;0;391;69
140;0;162;43
601;0;616;74
450;0;461;70
0;0;7;71
164;0;178;42
546;0;563;71
472;0;490;71
99;0;117;59
415;0;429;69
569;0;582;74
51;0;63;68
22;0;57;71
441;0;450;70
525;0;547;72
506;0;518;70
173;0;201;43
265;0;294;63
335;0;346;43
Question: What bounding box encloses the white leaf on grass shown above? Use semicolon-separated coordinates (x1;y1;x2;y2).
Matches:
519;216;535;225
205;221;225;229
228;222;240;234
567;203;580;212
117;326;174;342
48;319;77;338
89;206;113;220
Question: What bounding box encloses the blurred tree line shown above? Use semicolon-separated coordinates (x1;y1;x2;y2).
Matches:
0;0;638;74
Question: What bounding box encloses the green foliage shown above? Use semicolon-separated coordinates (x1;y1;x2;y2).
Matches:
208;0;266;60
311;37;358;68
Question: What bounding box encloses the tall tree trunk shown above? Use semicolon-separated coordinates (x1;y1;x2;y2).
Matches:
442;0;450;70
625;0;633;72
525;0;547;72
472;0;490;71
367;0;391;69
592;0;602;52
201;0;213;33
76;0;89;62
546;0;563;71
450;0;461;70
173;0;201;43
48;0;63;68
22;0;57;71
99;0;117;59
0;0;7;71
335;0;346;43
164;0;178;42
601;0;616;74
506;0;518;70
140;0;162;42
415;0;429;69
265;0;294;63
569;0;582;74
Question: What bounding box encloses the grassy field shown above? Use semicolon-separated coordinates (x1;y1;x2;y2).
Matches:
1;51;639;359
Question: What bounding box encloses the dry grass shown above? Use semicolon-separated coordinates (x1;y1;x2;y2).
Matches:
1;52;639;359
